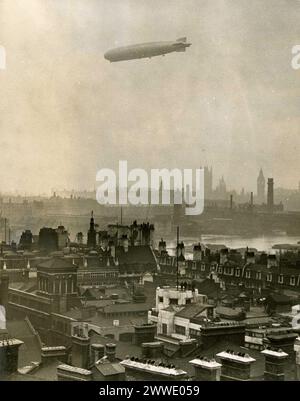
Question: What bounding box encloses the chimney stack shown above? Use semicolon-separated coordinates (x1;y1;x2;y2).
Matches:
193;243;202;261
41;346;67;365
105;343;116;362
261;348;288;381
158;239;166;255
267;178;274;211
216;350;255;381
91;344;105;364
71;330;90;370
189;357;222;381
0;338;23;378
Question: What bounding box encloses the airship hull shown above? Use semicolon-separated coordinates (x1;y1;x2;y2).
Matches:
104;39;191;62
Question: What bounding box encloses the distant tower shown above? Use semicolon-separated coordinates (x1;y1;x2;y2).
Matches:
267;178;274;212
204;166;213;199
257;168;265;204
217;176;227;199
87;211;97;248
76;232;83;244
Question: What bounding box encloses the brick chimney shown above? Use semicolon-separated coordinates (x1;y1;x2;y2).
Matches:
189;357;222;381
193;243;202;261
105;343;116;362
142;342;164;359
219;248;229;265
158;239;166;255
71;332;90;370
261;348;288;381
91;343;105;364
216;350;256;381
41;346;67;365
0;338;23;378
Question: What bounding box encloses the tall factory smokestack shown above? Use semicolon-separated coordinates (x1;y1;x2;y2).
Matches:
267;178;274;212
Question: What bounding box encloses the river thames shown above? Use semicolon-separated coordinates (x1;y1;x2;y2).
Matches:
165;234;300;258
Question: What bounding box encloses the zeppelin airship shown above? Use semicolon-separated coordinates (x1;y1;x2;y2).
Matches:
104;37;191;62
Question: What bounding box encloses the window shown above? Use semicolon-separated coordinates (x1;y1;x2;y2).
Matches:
236;269;240;277
290;276;296;286
201;264;205;271
256;272;261;280
158;296;163;303
246;271;251;279
190;328;201;337
174;325;186;335
278;274;284;284
267;273;272;282
169;298;178;305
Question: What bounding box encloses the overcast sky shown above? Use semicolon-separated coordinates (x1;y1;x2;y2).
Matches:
0;0;300;195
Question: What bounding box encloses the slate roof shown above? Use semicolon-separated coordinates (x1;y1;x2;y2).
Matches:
175;303;212;319
102;303;149;314
94;360;125;376
37;257;77;272
266;293;294;305
117;245;156;266
193;279;221;299
216;306;245;319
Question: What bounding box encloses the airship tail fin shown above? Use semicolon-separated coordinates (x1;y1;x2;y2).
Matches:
176;37;187;43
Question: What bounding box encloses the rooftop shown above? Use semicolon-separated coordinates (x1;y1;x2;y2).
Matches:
120;358;187;377
216;350;256;363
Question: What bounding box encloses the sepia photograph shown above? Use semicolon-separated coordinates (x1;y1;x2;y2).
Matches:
1;0;300;386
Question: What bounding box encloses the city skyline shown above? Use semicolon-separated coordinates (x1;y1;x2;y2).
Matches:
1;0;300;194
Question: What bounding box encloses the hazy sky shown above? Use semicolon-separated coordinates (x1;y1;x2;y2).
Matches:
0;0;300;195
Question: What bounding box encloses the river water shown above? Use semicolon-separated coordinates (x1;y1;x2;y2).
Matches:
164;234;300;258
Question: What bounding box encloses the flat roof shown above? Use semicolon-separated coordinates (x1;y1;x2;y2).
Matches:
261;349;288;358
216;351;256;363
57;364;92;375
120;359;187;377
189;358;222;369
